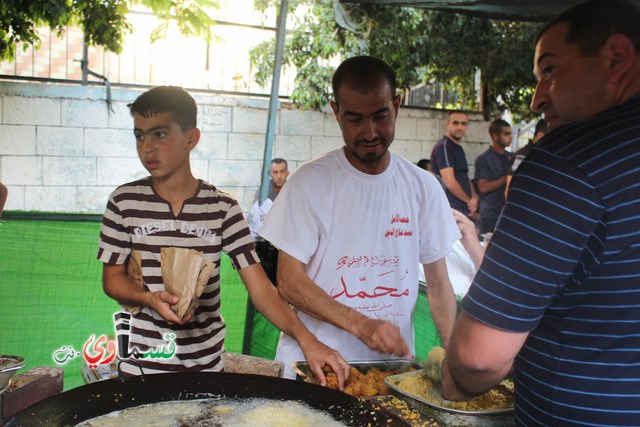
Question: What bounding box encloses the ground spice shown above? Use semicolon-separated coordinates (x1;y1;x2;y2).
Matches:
370;396;441;427
394;373;514;411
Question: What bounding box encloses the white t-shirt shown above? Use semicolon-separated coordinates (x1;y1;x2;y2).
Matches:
419;240;476;297
259;148;459;378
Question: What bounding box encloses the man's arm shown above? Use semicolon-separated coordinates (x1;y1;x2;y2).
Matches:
276;250;411;358
505;175;513;199
468;180;479;215
422;258;457;348
476;175;508;194
440;167;470;205
440;312;527;401
452;208;485;269
475;155;508;195
0;182;8;216
239;262;351;389
102;263;186;324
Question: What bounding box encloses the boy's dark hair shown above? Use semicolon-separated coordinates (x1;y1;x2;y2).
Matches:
489;118;511;137
128;86;197;131
332;56;397;104
536;0;640;56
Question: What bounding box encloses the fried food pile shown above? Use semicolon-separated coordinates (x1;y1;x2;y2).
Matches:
320;366;415;397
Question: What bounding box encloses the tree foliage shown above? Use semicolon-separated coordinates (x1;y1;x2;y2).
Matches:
0;0;219;62
250;1;540;121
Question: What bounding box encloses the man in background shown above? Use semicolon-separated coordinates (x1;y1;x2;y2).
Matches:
247;157;289;284
263;158;289;203
431;111;478;219
417;158;431;171
504;119;548;196
474;118;512;234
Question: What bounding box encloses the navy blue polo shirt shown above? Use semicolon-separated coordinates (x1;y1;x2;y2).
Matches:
431;136;472;214
463;95;640;425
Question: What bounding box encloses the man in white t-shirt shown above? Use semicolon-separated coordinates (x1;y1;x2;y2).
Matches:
260;56;460;379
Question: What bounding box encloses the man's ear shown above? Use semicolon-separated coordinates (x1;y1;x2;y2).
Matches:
392;94;402;117
187;128;201;150
605;34;636;84
330;100;339;116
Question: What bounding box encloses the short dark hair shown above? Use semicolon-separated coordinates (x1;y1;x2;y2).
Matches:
417;159;430;169
332;56;397;104
489;118;511;137
447;110;467;118
536;0;640;55
271;157;288;168
534;119;548;135
128;86;197;131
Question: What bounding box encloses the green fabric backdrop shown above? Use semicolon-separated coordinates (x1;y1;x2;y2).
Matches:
0;216;440;391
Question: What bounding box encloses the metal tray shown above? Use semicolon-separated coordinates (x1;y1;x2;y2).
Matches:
384;370;514;427
0;355;25;395
292;359;422;383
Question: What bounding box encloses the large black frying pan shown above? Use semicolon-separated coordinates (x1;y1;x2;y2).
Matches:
6;372;407;426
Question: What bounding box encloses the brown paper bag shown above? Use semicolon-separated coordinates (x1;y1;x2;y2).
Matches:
161;247;215;319
123;249;144;315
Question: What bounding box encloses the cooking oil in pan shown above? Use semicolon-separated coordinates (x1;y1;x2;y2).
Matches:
75;397;348;427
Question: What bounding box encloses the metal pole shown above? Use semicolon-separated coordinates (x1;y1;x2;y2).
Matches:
257;0;288;205
243;0;288;356
81;36;89;84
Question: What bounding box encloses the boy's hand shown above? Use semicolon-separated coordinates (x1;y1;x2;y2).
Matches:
149;291;188;324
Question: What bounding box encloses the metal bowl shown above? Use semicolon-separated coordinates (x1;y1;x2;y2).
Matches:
0;355;25;394
385;369;514;427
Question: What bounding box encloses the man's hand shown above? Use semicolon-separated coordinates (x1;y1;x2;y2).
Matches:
467;195;479;215
300;340;351;390
353;317;411;358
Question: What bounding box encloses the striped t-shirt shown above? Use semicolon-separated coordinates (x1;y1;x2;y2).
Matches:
463;95;640;426
97;177;258;375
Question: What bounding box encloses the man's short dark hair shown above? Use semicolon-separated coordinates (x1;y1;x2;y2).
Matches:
271;158;288;168
536;0;640;55
128;86;197;131
489;118;511;137
332;56;397;104
417;159;430;170
447;110;467;118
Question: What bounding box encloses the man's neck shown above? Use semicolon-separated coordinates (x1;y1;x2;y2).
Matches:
491;143;505;154
446;134;462;144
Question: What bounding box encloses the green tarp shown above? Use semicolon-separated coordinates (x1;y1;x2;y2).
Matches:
0;216;440;391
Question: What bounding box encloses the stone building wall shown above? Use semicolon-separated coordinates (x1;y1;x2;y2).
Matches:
0;80;491;214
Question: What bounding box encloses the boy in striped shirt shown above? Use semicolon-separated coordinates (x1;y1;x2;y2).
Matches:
97;86;349;387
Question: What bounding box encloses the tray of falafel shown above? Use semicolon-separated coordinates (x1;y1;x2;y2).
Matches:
292;359;422;397
293;357;514;427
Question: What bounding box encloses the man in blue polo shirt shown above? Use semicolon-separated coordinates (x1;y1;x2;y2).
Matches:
440;0;640;425
430;111;478;219
474;118;512;234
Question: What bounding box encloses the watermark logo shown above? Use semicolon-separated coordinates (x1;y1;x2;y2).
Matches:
52;311;178;369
